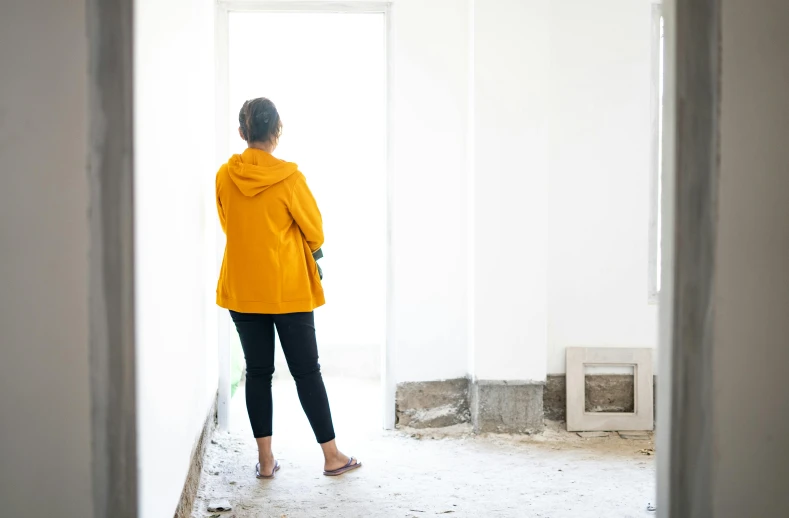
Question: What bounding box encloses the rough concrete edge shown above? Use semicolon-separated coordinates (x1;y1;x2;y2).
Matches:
469;380;480;432
397;378;548;434
470;379;545;435
544;375;659;422
395;378;470;429
473;379;545;386
397;375;661;433
174;394;218;518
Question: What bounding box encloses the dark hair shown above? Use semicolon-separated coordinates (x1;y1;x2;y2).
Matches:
238;97;282;145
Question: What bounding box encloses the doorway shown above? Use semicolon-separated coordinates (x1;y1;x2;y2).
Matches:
215;4;391;429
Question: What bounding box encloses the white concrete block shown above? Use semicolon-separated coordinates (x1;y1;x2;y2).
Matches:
566;347;654;432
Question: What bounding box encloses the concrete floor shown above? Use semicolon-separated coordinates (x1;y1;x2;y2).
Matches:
193;377;656;518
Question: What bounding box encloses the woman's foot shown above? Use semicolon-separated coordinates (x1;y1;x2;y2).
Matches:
255;436;277;478
320;439;361;475
323;451;357;472
257;453;278;477
323;454;361;476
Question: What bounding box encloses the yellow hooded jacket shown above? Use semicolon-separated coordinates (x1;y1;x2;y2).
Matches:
215;148;325;314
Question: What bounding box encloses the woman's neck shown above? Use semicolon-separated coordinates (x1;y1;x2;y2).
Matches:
248;141;275;154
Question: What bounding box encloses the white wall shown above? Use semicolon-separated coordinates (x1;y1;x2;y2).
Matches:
468;0;657;380
712;0;789;514
470;0;550;382
214;0;658;386
394;0;658;382
390;0;470;382
0;1;94;516
546;0;658;374
134;0;218;516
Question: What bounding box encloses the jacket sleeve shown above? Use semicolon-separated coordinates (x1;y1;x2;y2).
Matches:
289;174;324;252
216;170;227;234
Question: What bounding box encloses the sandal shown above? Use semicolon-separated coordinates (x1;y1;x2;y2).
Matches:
256;460;280;479
323;456;362;477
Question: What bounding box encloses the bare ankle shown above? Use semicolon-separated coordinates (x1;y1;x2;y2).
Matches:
319;440;339;457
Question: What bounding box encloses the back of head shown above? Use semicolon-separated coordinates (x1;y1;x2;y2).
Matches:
239;97;283;146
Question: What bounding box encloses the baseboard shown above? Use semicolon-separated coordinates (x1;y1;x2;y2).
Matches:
174;394;217;518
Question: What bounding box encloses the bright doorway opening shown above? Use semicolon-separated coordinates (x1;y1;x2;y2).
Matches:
219;9;388;427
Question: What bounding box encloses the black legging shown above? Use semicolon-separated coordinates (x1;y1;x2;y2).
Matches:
230;311;335;444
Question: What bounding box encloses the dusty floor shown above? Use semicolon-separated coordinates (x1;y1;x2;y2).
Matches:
193;377;656;518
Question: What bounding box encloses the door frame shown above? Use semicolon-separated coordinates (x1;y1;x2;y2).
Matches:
213;0;396;430
86;0;137;515
657;0;721;514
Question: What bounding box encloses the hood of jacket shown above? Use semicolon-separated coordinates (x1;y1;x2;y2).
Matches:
226;147;298;197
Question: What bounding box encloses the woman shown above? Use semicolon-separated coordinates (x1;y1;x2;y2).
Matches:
215;97;361;479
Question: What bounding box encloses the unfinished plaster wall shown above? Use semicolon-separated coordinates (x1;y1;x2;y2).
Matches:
711;0;789;514
134;0;218;515
0;1;94;516
547;0;658;375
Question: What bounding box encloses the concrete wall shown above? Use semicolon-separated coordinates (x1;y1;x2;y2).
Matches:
134;0;218;516
712;0;789;514
546;0;658;375
0;1;94;516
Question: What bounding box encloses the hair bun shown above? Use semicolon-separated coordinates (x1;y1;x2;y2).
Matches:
238;97;281;144
255;110;270;124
